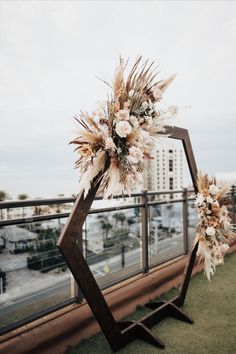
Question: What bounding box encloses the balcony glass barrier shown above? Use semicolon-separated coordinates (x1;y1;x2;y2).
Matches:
187;199;199;246
0;218;72;332
1;188;234;336
83;207;142;289
149;199;184;266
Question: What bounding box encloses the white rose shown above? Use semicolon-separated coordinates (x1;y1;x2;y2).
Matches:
115;109;130;121
223;220;230;228
148;101;154;109
206;196;213;204
205;226;215;236
209;184;219;195
93;108;106;123
129;115;139;129
115;121;132;138
196;193;205;205
128;146;143;164
124;101;131;110
142;101;149;110
105;137;116;151
140;129;150;144
152;86;162;101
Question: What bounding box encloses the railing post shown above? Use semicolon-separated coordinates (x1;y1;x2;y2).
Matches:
182;188;189;254
231;185;236;226
141;190;149;273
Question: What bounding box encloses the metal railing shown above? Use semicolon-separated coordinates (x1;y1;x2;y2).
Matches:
0;186;235;336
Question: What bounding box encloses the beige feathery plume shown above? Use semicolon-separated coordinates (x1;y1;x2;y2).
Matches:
158;74;177;93
197;171;208;193
78;151;107;197
100;162;122;199
215;185;230;201
71;130;103;146
113;57;126;101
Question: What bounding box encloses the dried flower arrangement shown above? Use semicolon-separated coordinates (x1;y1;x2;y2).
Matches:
70;56;178;198
195;172;234;280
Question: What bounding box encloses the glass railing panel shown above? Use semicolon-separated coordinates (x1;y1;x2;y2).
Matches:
148;200;184;266
0;218;72;332
83;207;142;288
188;199;199;246
0;202;73;221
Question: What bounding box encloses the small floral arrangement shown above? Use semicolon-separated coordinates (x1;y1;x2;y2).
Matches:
71;56;177;198
195;172;234;280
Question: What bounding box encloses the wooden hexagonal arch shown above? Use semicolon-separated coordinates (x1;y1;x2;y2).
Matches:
57;126;199;352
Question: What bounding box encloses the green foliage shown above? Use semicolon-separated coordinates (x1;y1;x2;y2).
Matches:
0;191;10;201
18;194;29;200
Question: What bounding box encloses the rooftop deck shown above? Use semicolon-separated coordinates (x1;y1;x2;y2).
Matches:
0;189;235;354
66;251;236;354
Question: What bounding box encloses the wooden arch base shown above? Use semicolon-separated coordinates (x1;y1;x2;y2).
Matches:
57;126;199;352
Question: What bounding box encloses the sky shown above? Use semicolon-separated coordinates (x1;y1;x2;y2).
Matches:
0;0;236;198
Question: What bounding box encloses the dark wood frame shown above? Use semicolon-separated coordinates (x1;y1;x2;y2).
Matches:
57;126;199;351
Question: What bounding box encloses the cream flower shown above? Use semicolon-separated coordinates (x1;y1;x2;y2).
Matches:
140;129;150;144
93;108;106;123
168;105;178;116
124;101;131;110
105;137;116;151
129;115;139;129
144;116;153;126
152;86;162;101
196;193;205;205
115;120;132;138
223;220;231;229
206;196;213;204
209;184;219;195
205;226;215;236
115;109;130;121
142;101;149;110
128;146;143;164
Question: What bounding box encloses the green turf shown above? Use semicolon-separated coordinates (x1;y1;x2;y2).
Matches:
66;252;236;354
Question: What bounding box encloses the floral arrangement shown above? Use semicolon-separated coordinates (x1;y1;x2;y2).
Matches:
195;172;234;280
71;56;178;198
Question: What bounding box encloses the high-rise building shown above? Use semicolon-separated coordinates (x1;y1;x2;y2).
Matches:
143;142;184;199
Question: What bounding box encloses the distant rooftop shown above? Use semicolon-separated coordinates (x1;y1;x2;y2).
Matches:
0;226;37;242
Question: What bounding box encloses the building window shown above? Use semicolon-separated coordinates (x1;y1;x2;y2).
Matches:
169;177;174;190
169;149;173;153
169;159;173;172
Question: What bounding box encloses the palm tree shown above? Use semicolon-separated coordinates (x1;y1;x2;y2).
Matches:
0;191;9;202
18;193;29;217
101;221;112;240
116;212;126;226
